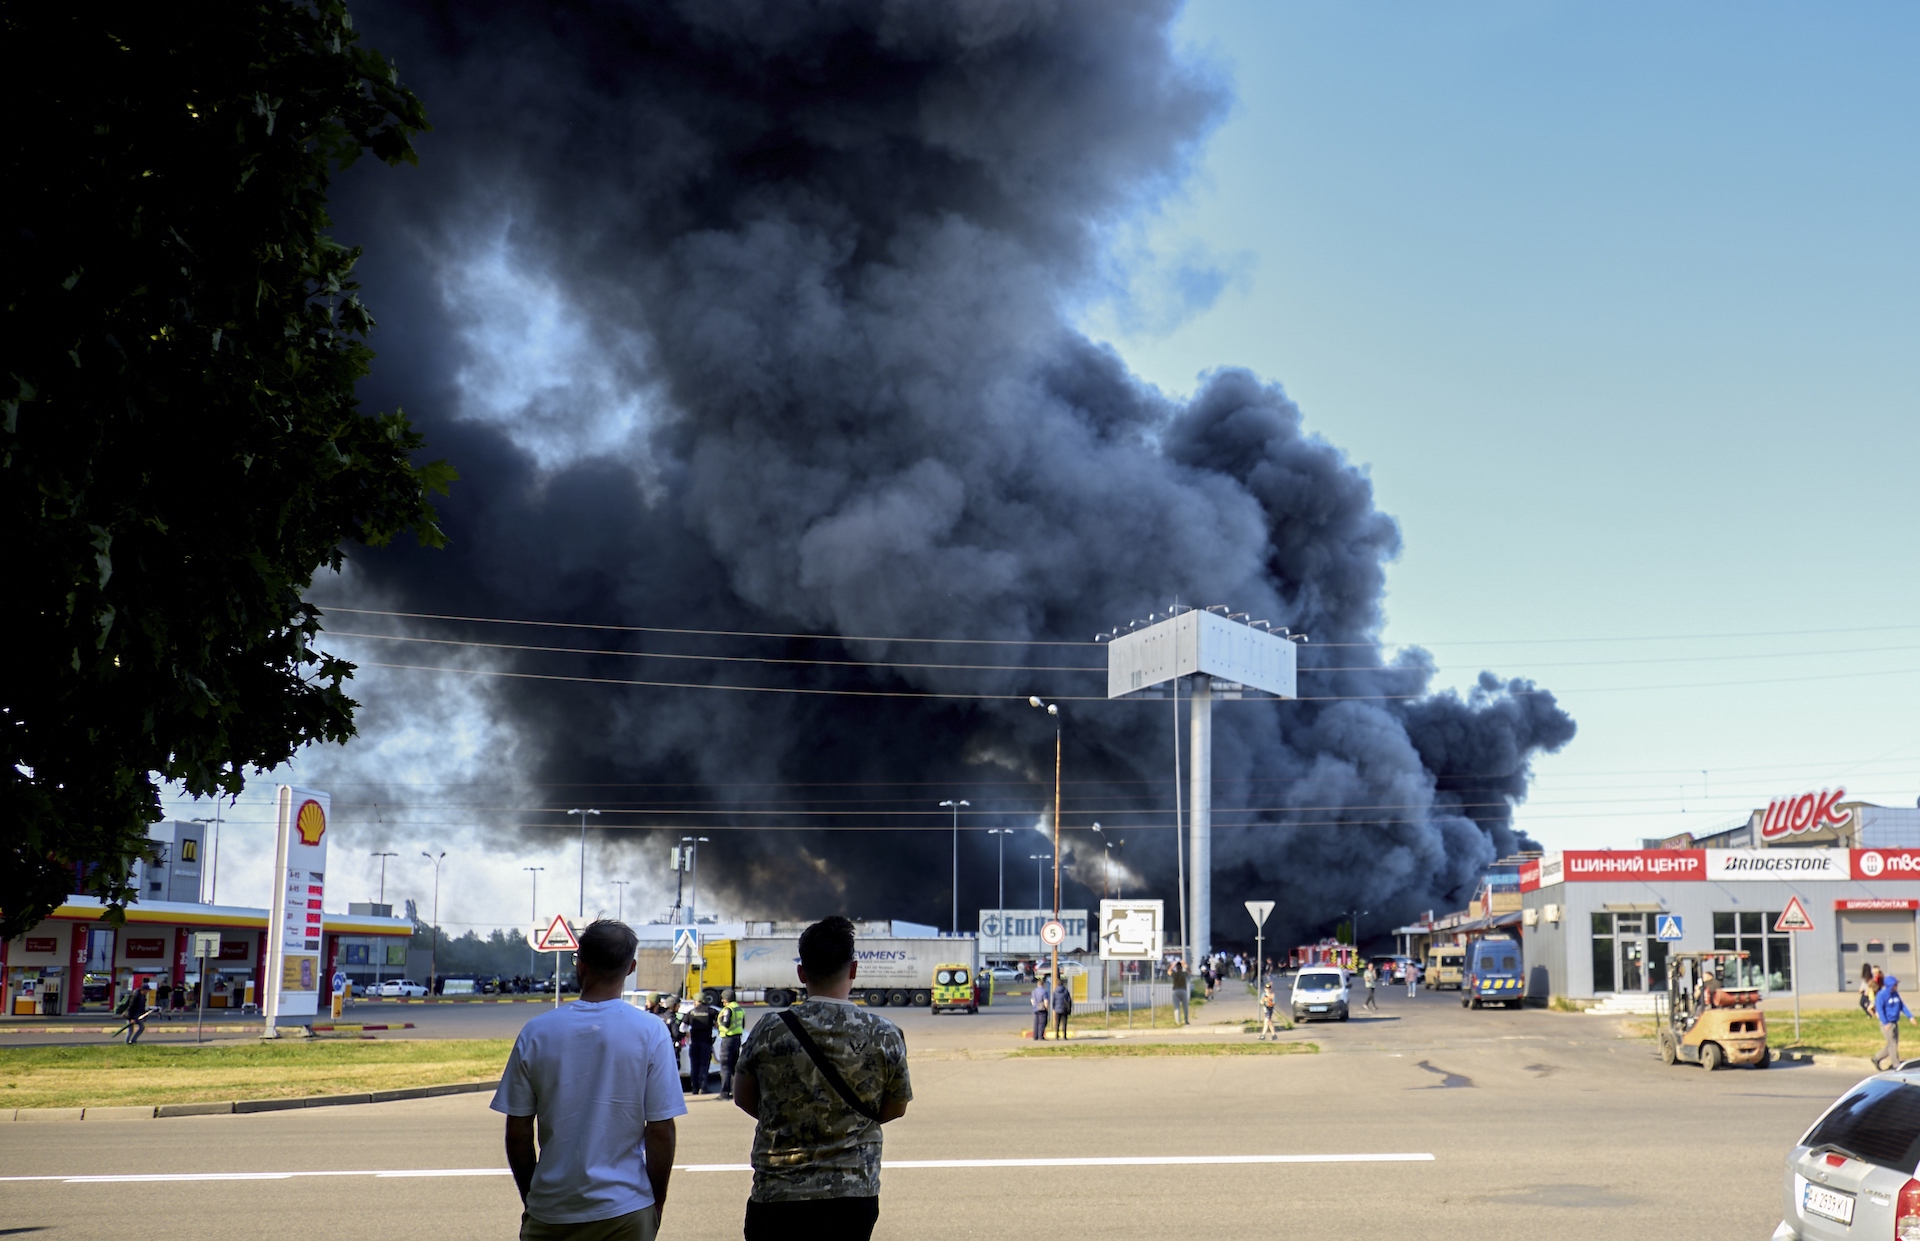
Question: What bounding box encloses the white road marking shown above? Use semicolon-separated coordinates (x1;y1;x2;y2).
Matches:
0;1153;1434;1184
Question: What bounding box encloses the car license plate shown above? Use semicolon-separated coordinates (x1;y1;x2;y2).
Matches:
1309;1005;1328;1012
1804;1181;1856;1225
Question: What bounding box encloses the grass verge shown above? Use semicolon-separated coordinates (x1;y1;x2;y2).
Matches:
1012;1040;1318;1058
0;1039;511;1110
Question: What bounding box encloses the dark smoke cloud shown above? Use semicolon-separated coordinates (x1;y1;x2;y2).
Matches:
320;0;1575;949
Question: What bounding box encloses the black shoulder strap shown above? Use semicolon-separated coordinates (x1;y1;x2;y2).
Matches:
777;1009;881;1123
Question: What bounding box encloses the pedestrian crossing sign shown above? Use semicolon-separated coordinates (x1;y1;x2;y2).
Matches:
1774;897;1815;933
672;927;701;966
1655;915;1683;941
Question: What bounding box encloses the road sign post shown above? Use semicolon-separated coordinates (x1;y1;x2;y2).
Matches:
192;932;221;1044
1775;897;1815;1042
534;915;581;1008
1245;900;1276;994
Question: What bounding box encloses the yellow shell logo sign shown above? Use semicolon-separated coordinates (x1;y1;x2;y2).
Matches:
295;799;327;846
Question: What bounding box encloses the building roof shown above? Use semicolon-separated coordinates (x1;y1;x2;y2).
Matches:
35;896;413;937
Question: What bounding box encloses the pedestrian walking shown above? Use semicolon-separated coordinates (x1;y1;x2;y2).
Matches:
1030;973;1050;1041
684;994;717;1096
1259;982;1276;1040
1873;976;1918;1071
493;919;685;1241
1406;964;1417;999
1363;964;1378;1012
733;916;911;1241
1170;958;1190;1025
118;984;150;1043
1861;963;1882;1015
1051;974;1073;1041
716;990;746;1100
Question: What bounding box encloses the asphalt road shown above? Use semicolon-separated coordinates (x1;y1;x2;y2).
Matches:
0;983;1854;1238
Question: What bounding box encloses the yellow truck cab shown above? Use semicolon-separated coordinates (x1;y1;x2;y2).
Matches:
932;963;978;1014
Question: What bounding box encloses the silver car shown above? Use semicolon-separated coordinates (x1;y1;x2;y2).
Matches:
1774;1068;1920;1239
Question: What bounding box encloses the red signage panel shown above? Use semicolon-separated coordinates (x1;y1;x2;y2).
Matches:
1563;850;1705;881
1852;849;1920;880
123;937;167;960
23;937;56;954
1837;899;1920;910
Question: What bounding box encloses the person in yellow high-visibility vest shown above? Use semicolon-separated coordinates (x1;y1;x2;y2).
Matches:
716;990;747;1100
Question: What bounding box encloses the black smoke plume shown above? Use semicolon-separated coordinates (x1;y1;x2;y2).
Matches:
319;0;1575;950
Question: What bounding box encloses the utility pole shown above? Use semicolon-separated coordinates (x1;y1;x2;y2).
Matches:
524;867;543;975
680;837;710;925
1030;855;1051;912
421;851;446;992
1028;697;1063;988
940;800;970;935
612;879;628;923
1092;823;1107;899
568;809;600;918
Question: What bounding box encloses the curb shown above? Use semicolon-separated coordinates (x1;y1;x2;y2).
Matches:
309;1023;416;1033
5;1080;496;1123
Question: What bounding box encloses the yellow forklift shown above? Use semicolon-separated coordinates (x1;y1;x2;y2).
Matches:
1654;950;1771;1071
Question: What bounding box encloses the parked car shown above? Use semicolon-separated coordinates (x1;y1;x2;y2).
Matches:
1775;1068;1920;1239
986;966;1021;983
1290;967;1350;1022
378;979;428;998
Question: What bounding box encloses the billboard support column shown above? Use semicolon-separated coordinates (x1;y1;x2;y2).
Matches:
1190;675;1212;965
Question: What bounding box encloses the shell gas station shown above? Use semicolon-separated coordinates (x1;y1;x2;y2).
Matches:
2;790;410;1020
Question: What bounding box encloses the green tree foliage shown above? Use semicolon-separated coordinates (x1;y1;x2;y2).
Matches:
1;2;452;939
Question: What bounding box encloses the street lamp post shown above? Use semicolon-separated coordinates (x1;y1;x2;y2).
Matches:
524;867;544;975
188;809;222;904
421;851;446;992
371;852;398;991
1029;854;1051;912
988;829;1012;958
568;809;600;918
1091;823;1107;900
1029;697;1062;987
612;879;629;923
940;800;970;935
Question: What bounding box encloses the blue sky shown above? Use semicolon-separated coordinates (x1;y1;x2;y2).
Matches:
1098;1;1920;848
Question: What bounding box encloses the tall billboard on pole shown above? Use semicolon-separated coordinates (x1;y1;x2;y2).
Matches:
263;786;329;1034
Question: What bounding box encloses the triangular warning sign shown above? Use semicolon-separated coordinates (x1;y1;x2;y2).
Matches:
1774;896;1815;933
536;914;580;952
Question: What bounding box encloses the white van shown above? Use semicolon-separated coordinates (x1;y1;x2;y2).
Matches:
1290;967;1351;1022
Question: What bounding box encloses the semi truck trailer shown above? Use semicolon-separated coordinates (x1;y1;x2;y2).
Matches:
688;936;979;1009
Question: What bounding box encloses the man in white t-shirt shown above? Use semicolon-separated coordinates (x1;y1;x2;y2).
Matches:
493;919;687;1241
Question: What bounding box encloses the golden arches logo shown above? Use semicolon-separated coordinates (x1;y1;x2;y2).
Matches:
295;799;327;846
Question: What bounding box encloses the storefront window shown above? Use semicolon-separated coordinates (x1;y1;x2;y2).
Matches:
1592;912;1615;993
1712;910;1792;990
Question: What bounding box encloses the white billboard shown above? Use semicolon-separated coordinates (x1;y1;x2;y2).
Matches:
978;909;1089;956
263;786;329;1031
1106;609;1297;699
1099;900;1164;960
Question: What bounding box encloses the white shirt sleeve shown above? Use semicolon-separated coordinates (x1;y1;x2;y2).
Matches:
642;1018;690;1123
490;1035;536;1117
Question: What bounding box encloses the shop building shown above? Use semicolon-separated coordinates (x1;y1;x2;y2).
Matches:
1517;794;1920;1001
3;897;411;1018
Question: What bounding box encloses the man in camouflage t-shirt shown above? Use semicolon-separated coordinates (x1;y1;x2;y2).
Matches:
734;916;912;1241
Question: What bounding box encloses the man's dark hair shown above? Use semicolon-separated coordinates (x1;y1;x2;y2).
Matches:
798;916;856;980
576;919;639;975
